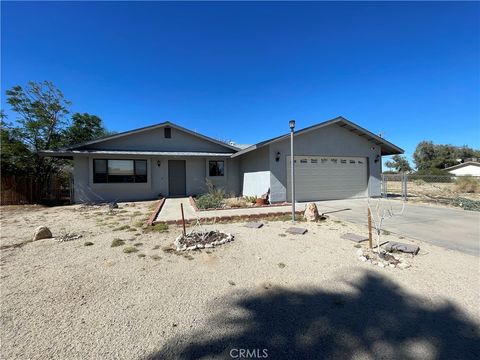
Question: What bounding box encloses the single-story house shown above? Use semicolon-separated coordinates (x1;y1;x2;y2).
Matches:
42;116;403;203
445;161;480;177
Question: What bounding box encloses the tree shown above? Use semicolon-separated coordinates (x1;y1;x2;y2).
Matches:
413;141;480;172
5;81;72;197
384;155;412;173
0;114;32;175
64;112;109;146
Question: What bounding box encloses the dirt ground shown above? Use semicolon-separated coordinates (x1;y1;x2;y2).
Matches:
386;180;480;205
1;202;479;359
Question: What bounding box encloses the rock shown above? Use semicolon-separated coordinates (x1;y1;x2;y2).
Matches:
359;256;367;262
205;243;213;248
33;226;52;241
389;264;396;268
303;202;320;222
398;262;411;269
197;244;204;249
356;249;364;257
378;263;385;268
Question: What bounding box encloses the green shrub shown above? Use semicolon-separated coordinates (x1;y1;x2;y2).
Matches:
123;246;138;254
111;238;125;247
113;225;130;231
194;180;226;210
455;176;480;193
84;241;94;246
144;223;168;233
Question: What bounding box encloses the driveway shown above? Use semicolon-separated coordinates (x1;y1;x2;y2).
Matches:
312;199;480;256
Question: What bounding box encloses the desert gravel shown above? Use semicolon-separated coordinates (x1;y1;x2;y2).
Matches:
1;202;479;359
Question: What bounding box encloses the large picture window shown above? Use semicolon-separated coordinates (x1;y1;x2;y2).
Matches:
93;159;147;183
208;160;224;176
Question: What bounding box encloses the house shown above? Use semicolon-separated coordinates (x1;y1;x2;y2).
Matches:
42;116;403;203
445;161;480;177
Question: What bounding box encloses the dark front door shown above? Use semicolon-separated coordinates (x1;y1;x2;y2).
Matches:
168;160;186;197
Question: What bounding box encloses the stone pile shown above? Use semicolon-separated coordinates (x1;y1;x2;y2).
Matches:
356;248;412;269
174;230;234;251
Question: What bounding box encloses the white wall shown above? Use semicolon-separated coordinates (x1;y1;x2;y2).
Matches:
242;171;271;197
448;165;480;177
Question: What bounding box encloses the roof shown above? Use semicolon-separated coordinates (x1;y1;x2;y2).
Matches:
231;116;404;158
444;161;480;171
40;150;234;159
61;121;240;152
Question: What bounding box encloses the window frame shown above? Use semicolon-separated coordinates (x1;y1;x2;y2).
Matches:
93;159;148;184
208;160;225;177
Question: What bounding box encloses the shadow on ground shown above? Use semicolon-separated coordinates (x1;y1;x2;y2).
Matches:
149;271;480;359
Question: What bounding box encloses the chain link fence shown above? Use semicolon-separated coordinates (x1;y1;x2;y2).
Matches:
381;174;480;211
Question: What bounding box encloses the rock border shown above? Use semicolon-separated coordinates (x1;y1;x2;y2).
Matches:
145;198;166;226
174;231;234;251
189;196;291;212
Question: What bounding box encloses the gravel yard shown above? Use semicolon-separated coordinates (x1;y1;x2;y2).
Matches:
1;202;479;359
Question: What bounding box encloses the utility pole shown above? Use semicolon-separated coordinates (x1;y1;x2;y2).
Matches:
289;119;296;222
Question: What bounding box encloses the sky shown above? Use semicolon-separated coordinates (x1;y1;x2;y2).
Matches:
1;1;479;166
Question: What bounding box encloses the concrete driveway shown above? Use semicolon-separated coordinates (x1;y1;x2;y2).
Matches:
311;199;480;256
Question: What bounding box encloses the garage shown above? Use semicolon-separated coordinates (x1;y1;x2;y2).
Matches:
286;156;368;202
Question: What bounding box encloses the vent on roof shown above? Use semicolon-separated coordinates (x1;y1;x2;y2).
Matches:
164;127;171;138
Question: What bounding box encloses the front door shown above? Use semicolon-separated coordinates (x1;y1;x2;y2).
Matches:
168;160;186;197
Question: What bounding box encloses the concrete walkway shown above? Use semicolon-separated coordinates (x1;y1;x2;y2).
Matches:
155;197;304;222
313;199;480;256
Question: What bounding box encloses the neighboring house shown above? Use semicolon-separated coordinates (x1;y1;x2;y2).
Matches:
42;116;403;203
445;162;480;177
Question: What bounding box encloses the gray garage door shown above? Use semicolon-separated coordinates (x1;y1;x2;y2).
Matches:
286;156;368;202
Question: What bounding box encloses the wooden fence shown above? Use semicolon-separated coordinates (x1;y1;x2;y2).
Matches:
0;175;71;205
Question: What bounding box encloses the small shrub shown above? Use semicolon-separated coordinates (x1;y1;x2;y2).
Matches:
127;228;137;232
84;241;94;246
382;230;391;236
150;254;161;261
455;176;480;193
224;197;248;208
113;225;130;231
137;253;146;258
111;238;125;247
195;180;226;209
133;242;143;247
244;196;257;204
144;223;169;233
123;246;138;254
152;245;161;250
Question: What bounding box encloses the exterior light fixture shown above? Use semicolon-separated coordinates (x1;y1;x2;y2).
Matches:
289;119;296;222
157;160;161;167
275;152;281;162
374;155;380;163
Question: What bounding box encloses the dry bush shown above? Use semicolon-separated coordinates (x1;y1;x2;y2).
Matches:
224;197;248;208
455;176;480;193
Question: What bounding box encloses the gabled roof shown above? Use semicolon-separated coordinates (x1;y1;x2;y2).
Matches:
62;121;240;152
444;161;480;171
231;116;404;158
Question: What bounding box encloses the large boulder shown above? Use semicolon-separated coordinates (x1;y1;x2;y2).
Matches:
303;202;320;222
33;226;52;241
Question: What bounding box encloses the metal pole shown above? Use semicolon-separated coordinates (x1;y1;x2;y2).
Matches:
368;208;373;249
290;127;295;222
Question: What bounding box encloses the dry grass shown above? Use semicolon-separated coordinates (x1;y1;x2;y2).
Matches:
455;176;480;193
223;197;248;208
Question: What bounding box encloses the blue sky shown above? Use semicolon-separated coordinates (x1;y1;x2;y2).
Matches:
1;1;479;166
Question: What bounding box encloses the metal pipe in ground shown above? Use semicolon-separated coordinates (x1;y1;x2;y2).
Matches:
180;203;186;236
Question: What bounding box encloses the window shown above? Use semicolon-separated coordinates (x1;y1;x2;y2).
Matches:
350;160;356;164
208;160;224;176
164;127;171;138
300;159;308;164
311;159;318;164
94;159;147;183
341;159;347;164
